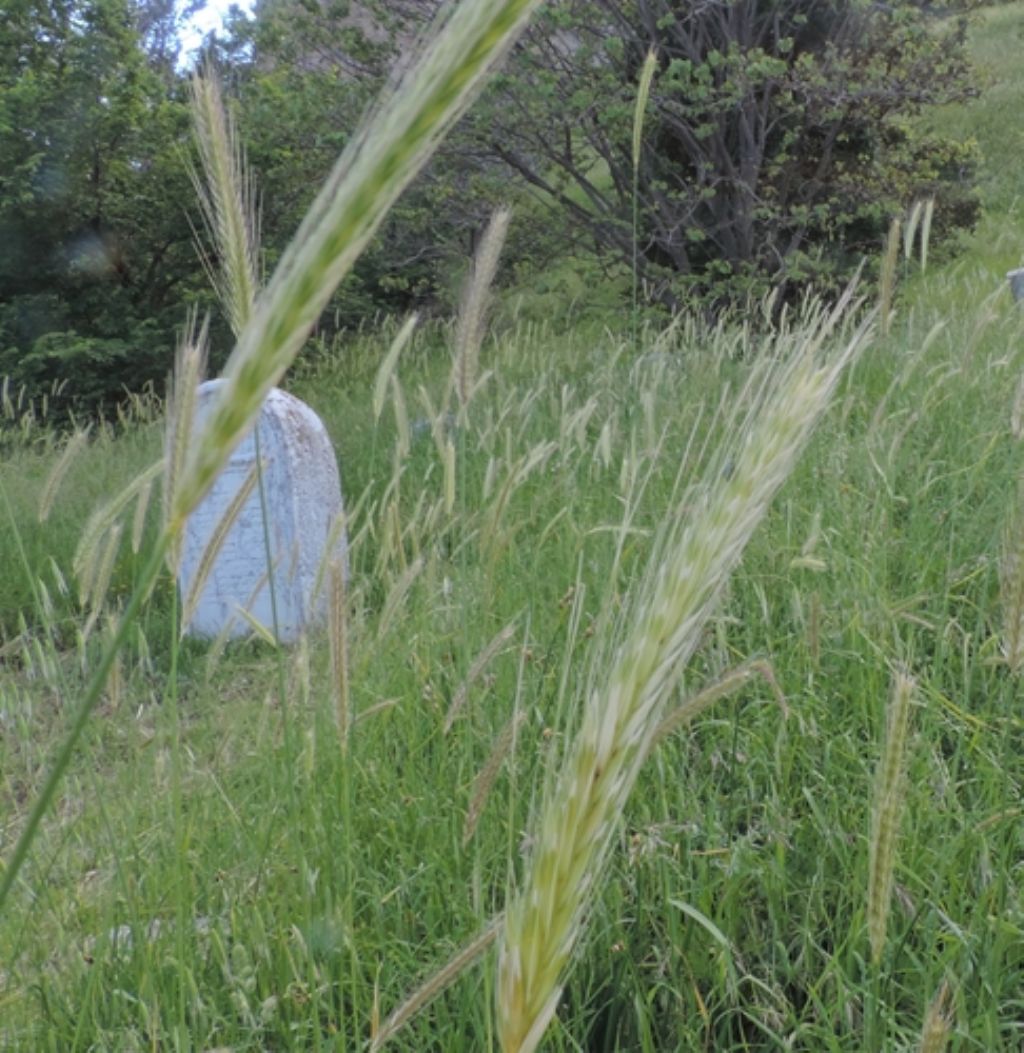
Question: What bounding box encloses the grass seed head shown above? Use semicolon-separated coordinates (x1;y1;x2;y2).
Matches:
172;0;545;531
189;65;260;336
632;48;658;172
464;711;526;845
38;427;90;524
453;205;512;415
498;300;873;1052
918;980;954;1053
328;558;351;753
999;481;1024;672
867;668;916;965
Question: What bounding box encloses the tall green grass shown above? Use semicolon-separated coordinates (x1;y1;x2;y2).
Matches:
5;274;1023;1046
0;0;546;919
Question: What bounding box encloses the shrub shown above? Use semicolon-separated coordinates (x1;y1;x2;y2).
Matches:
481;0;980;310
0;325;170;421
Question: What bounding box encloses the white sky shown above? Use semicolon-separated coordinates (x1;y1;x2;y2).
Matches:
179;0;254;57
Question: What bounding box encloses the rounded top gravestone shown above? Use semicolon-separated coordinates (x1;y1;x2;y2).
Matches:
178;380;346;643
1008;267;1024;304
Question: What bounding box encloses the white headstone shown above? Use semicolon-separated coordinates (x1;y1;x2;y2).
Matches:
1008;267;1024;304
178;380;346;643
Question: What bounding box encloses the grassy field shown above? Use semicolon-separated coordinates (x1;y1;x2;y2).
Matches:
2;5;1024;1050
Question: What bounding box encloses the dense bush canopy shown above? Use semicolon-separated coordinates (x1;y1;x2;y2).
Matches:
0;0;981;413
485;0;980;308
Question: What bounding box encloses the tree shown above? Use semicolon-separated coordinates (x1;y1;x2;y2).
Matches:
477;0;979;310
0;0;200;416
132;0;206;83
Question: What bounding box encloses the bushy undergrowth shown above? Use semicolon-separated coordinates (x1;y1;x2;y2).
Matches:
485;0;981;312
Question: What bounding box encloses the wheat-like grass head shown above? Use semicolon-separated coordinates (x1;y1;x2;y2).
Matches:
498;297;873;1053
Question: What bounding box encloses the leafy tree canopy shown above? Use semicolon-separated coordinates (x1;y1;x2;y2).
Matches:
478;0;980;309
0;0;983;417
0;0;203;416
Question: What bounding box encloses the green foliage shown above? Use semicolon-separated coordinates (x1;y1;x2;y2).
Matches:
0;327;163;414
0;0;988;417
482;0;981;309
0;0;203;417
219;0;529;332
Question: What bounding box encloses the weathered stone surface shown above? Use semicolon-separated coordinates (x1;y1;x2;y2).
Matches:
178;381;346;642
1008;267;1024;303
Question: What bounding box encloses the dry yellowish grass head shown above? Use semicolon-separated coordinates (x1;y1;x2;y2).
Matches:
867;668;916;966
